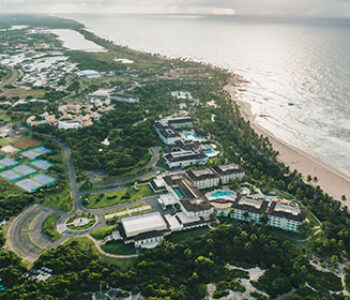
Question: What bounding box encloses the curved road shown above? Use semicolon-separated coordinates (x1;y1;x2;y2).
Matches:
7;141;163;262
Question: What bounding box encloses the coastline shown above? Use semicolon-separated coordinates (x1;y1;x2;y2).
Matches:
53;15;350;205
225;77;350;206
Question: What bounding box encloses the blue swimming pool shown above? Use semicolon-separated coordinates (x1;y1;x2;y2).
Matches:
204;150;215;155
211;191;232;197
184;132;198;138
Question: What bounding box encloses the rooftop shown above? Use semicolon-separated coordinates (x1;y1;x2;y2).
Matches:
213;164;245;176
187;168;218;181
121;212;168;238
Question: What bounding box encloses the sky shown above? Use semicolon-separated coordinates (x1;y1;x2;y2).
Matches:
1;0;350;18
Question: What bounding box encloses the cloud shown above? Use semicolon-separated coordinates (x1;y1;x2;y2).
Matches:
0;0;349;17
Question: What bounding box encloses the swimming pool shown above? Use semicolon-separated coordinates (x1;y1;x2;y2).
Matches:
204;150;215;155
211;191;232;198
174;187;186;199
184;132;198;139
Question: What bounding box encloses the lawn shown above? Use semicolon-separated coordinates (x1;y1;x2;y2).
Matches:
65;237;137;269
101;240;136;255
42;214;61;241
306;211;321;226
166;227;210;243
42;187;73;212
0;113;11;123
91;225;118;240
86;185;154;209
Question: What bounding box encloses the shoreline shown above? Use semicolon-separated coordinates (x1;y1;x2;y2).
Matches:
53;15;350;205
225;77;350;206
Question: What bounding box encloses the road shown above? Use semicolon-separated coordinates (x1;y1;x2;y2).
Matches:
7;141;164;262
0;66;19;89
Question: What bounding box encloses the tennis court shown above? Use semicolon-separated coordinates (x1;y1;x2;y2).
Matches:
20;149;42;159
31;173;57;186
0;170;24;182
15;179;42;192
32;146;52;155
12;165;38;176
29;159;53;170
0;158;20;168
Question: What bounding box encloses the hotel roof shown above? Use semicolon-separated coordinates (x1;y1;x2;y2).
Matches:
187;168;219;181
121;212;168;238
213;164;245;176
165;151;207;163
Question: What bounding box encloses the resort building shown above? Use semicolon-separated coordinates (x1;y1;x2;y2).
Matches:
154;121;182;145
119;212;171;249
26;113;57;127
163;150;208;169
212;164;245;184
87;89;111;100
150;176;167;193
230;197;306;232
186;168;220;190
166;116;193;129
58;120;81;129
163;173;214;218
170;91;193;100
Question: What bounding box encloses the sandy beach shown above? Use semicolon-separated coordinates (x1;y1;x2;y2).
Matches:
225;77;350;207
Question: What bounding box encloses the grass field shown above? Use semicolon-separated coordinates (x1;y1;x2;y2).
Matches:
42;214;61;241
101;240;136;255
86;185;154;209
0;112;11;123
166;227;210;243
91;225;118;240
42;187;73;212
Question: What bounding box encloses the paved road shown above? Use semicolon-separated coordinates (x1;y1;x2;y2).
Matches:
7;141;165;262
6;205;68;262
0;66;19;89
61;140;81;211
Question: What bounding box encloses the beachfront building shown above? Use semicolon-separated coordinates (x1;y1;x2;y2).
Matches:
119;212;171;249
230;197;306;232
186;168;220;190
212;164;245;184
163;150;208;169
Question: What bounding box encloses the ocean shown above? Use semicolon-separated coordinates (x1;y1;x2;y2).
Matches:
62;14;350;176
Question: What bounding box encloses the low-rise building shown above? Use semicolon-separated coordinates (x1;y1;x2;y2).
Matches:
212;164;245;184
119;212;170;249
166;116;193;129
186;168;220;190
163;150;208;169
154;121;182;145
230;196;306;232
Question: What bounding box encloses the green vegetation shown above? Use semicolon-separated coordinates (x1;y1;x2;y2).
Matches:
103;202;147;216
42;214;61;241
0;180;34;221
42;186;73;212
166;227;210;243
85;185;154;209
91;225;118;241
101;241;136;256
